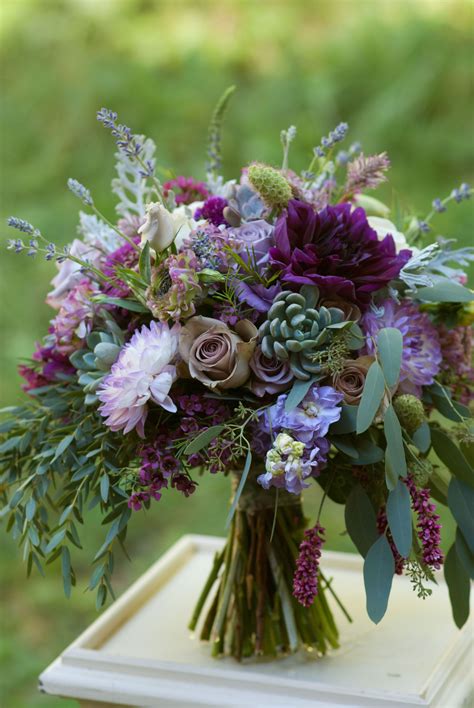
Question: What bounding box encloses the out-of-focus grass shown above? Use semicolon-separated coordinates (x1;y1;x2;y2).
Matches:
0;1;472;706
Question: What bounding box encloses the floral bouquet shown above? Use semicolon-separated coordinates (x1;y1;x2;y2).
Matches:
1;87;473;661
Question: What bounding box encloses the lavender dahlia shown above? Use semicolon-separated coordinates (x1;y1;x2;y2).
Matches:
98;321;179;437
362;299;442;396
270;200;411;309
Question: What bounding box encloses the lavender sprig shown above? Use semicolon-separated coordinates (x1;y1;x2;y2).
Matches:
67;178;94;207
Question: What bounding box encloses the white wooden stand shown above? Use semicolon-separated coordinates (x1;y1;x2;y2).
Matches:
39;535;473;707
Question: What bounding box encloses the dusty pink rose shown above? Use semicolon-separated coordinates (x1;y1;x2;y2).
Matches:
179;316;258;391
249;345;293;397
332;356;374;405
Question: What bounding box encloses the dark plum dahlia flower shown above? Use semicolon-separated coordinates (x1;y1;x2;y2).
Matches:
270;200;411;309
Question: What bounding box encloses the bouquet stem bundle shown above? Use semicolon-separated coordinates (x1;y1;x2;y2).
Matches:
189;470;341;660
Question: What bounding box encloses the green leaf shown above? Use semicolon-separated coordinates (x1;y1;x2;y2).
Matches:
345;484;378;557
25;498;36;521
285;377;315;411
427;382;471;422
61;547;72;599
363;535;395;624
139;241;152;284
415;279;474;303
330;405;358;434
226;449;252;529
0;436;21;453
411;422;431;453
384;404;407;487
96;584;107;610
456;528;474;580
95;296;148;313
386;480;412;558
444;543;470;629
429;470;449;506
332;437;359;459
45;529;67;554
89;564;105;590
448;478;474;553
100;474;110;503
356;362;385;434
351;437;384;465
430;427;474;487
184;425;224;454
377;327;403;387
52;434;74;462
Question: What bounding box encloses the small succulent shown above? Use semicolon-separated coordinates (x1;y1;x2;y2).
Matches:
260;285;354;380
69;319;123;404
223;184;266;225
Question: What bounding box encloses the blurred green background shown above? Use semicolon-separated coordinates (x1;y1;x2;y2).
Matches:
0;0;473;705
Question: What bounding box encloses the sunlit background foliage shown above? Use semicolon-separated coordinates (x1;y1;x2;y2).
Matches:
0;1;473;705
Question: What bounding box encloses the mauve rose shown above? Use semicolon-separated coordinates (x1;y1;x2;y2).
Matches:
249;345;293;397
229;219;275;268
319;296;361;323
332;356;374;404
179;316;258;391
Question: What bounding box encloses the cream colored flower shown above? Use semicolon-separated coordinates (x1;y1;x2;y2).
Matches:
138;203;176;252
367;216;410;254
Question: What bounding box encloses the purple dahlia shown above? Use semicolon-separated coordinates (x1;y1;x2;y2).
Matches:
270;200;411;309
362;299;442;396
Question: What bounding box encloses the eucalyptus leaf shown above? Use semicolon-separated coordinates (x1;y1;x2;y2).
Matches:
285;377;315;411
411;422;431;453
184;425;225;455
330;405;358;434
384;404;407;482
332;437;359;459
386;480;412;558
377;327;403;387
356;362;385;434
345;484;378;557
52;434;75;462
363;535;395;624
430;427;474;487
61;546;72;599
100;474;110;503
448;478;474;553
444;542;470;629
456;528;474;580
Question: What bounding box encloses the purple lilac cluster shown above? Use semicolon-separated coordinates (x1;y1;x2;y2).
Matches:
293;523;325;607
405;476;444;570
128;436;196;511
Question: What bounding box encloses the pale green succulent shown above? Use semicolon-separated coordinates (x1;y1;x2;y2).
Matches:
260;285;349;380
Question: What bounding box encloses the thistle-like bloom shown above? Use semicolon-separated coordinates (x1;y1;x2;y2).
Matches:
362;299;442;396
98;321;180;437
293;523;325;607
146;249;202;321
345;152;390;194
270;200;411;309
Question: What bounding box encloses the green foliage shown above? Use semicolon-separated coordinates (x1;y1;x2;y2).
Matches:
363;535;395;624
345;484;378;557
444;541;471;629
386;480;412;559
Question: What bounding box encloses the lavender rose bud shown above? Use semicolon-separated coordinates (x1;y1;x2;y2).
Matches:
249;345;293;397
179;316;258;391
332;356;374;405
228;219;275;268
